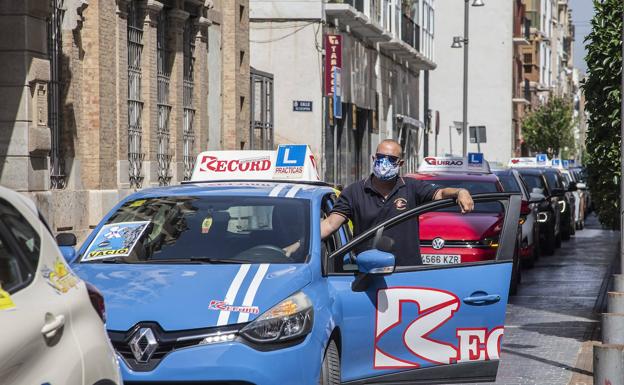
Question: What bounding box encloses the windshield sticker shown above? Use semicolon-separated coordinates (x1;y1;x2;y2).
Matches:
209;300;260;315
82;221;151;261
201;215;213;234
129;199;147;207
42;258;80;294
0;286;16;310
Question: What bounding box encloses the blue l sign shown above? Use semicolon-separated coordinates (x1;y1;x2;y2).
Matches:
467;152;484;165
536;154;547;163
276;145;306;167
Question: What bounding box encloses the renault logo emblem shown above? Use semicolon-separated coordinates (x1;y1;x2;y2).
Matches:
431;237;445;250
129;327;158;363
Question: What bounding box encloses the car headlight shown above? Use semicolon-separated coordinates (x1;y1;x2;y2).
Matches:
481;236;500;248
240;291;313;344
537;212;549;223
558;201;566;213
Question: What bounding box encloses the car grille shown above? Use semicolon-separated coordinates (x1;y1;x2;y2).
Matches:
109;322;241;372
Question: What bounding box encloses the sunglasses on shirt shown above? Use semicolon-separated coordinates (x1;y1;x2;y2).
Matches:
374;153;401;164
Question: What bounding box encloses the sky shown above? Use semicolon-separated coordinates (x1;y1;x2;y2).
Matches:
568;0;595;75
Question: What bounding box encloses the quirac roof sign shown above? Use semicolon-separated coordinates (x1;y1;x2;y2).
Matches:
418;153;490;174
508;154;550;168
190;144;321;182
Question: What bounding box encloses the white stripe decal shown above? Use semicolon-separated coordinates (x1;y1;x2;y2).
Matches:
217;264;251;326
285;185;303;198
269;184;287;197
237;264;270;323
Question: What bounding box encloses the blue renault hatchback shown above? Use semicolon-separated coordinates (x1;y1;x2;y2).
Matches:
67;146;520;385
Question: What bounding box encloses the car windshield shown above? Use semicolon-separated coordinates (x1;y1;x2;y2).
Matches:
496;174;520;193
426;180;502;213
519;173;546;195
80;196;310;264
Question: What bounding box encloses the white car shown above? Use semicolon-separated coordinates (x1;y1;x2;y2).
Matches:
0;186;121;385
561;169;584;230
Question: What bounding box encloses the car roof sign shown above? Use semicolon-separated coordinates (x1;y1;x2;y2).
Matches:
190;144;321;182
418;153;491;174
508;154;550;168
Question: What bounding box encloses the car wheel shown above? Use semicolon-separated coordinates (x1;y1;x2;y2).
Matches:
319;340;340;385
542;224;556;256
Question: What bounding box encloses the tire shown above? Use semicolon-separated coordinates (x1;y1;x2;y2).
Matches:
319;340;341;385
542;224;556;256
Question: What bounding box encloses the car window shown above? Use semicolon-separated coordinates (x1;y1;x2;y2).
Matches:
0;199;41;270
520;173;546;195
497;174;520;193
82;196;311;264
425;180;502;213
544;172;562;190
0;231;33;293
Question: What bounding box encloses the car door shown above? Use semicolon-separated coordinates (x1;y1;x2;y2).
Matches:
326;193;520;384
0;196;83;385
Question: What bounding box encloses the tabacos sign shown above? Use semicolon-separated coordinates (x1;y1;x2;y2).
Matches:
374;287;504;369
190;145;321;182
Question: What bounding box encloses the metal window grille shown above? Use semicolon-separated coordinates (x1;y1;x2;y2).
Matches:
182;18;196;181
156;10;172;186
48;0;65;189
249;68;274;150
127;1;144;188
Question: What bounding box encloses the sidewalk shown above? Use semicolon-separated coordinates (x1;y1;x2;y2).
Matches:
472;214;619;385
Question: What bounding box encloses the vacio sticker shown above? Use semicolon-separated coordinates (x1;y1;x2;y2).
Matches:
82;221;151;261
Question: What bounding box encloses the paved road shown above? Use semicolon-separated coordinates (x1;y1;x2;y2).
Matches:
468;214;618;385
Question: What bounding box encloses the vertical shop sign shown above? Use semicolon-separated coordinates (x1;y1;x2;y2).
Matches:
325;34;342;96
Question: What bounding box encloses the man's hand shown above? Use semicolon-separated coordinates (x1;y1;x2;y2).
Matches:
321;213;347;239
283;240;300;258
457;189;474;214
434;187;474;214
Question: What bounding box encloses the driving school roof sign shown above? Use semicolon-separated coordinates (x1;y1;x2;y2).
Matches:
418;153;490;173
190;145;321;182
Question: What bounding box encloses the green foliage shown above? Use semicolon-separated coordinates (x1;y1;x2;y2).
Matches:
582;0;623;229
522;96;575;159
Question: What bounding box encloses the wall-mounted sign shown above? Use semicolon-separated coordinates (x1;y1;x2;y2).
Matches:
293;100;313;112
324;34;342;96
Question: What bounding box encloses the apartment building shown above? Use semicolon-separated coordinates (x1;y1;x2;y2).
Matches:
249;0;436;186
0;0;249;238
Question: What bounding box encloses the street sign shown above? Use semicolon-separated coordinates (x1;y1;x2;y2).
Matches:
469;126;487;143
324;35;342;96
293;100;313;112
333;67;342;119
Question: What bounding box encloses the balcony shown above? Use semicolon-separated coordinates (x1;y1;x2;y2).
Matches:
325;1;392;44
401;13;420;51
513;17;531;45
513;79;531;105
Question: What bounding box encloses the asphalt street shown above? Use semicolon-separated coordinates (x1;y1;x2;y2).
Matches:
462;214;618;385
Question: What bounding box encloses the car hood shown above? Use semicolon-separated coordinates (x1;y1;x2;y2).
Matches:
419;212;503;241
72;263;312;331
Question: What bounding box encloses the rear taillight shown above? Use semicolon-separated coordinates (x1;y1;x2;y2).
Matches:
520;200;531;215
86;282;106;323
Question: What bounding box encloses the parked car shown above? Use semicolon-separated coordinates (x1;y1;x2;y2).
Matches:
515;168;562;255
0;185;121;385
571;166;592;218
542;167;575;240
66;146;521;385
560;168;584;230
409;155;523;294
494;169;542;267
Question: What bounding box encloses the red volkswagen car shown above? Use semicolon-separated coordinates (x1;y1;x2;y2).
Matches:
407;155;522;293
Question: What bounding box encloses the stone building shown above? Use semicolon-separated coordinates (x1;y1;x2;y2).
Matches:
0;0;250;239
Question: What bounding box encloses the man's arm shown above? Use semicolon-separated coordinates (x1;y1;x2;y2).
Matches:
321;213;347;239
434;188;474;214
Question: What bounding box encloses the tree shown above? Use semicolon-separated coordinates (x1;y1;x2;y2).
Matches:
582;0;623;229
522;96;575;159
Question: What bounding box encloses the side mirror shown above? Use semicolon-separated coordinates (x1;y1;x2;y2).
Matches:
56;233;77;246
59;246;77;263
568;182;577;192
356;249;395;275
529;192;545;204
576;182;587;190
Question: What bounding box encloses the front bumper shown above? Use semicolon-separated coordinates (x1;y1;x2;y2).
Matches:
119;334;324;385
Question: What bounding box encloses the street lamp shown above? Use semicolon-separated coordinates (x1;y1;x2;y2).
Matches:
451;0;485;156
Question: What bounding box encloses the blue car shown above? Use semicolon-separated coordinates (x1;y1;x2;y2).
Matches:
66;148;520;385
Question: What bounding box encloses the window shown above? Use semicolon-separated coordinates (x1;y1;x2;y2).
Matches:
424;180;502;213
0;200;41;270
521;174;547;195
83;196;311;264
183;18;197;181
157;10;172;186
127;1;145;188
250;68;274;150
497;175;521;193
0;232;32;293
48;0;65;189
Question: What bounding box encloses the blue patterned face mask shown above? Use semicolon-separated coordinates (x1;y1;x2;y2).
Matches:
373;157;400;181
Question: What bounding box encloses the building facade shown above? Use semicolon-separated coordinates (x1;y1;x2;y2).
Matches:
249;0;435;186
0;0;249;239
427;0;513;164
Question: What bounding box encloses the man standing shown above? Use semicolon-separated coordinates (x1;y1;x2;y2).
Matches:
321;139;474;265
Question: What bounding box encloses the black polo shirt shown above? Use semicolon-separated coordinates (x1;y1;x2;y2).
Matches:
331;176;439;266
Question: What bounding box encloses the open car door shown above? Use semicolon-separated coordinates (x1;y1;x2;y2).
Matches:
325;193;521;384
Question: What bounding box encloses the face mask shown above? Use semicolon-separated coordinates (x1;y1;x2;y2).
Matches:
373;157;400;181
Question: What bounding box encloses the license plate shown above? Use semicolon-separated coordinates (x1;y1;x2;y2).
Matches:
421;254;461;265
